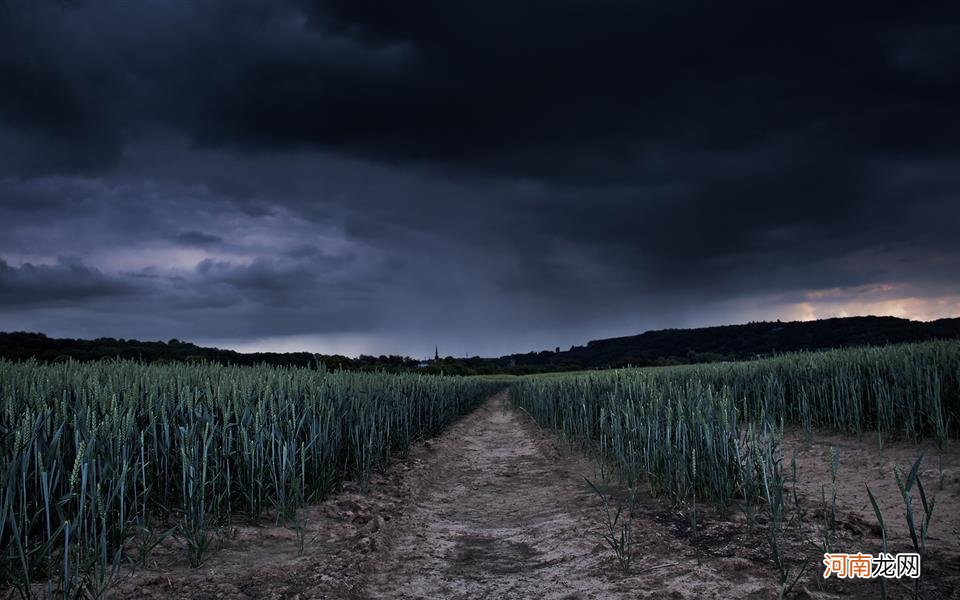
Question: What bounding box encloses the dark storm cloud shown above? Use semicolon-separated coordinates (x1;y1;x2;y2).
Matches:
0;0;958;355
176;231;223;246
5;1;959;175
0;257;136;306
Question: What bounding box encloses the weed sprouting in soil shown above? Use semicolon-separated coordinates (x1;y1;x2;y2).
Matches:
585;478;636;574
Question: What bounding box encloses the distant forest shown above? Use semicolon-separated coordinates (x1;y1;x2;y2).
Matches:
496;316;960;373
2;316;959;375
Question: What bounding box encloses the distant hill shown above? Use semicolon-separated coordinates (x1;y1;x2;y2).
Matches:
2;316;959;374
496;316;960;371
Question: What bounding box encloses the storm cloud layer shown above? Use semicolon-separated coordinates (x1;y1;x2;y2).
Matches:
1;0;958;357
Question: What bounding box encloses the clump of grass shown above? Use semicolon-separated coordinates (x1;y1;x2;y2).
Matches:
894;455;936;600
130;519;172;566
819;446;840;554
746;425;807;599
866;454;937;600
688;448;701;565
865;483;889;600
289;511;308;557
585;478;635;574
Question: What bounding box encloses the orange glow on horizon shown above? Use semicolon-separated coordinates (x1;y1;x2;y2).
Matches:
785;294;960;323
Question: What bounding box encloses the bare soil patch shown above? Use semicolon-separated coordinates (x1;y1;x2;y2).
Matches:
782;430;960;598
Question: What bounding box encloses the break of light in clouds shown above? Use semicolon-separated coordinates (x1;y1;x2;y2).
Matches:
1;1;958;357
786;289;960;323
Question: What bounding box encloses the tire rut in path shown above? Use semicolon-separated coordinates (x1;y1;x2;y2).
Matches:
362;390;606;599
359;391;776;600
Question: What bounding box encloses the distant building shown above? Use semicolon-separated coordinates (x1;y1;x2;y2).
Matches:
417;345;440;368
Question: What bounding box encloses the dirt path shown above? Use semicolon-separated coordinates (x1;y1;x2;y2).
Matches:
362;391;607;598
358;391;774;599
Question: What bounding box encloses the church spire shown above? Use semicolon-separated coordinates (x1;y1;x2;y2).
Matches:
434;345;439;360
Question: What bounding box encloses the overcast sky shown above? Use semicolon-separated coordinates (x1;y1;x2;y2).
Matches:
1;1;959;358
